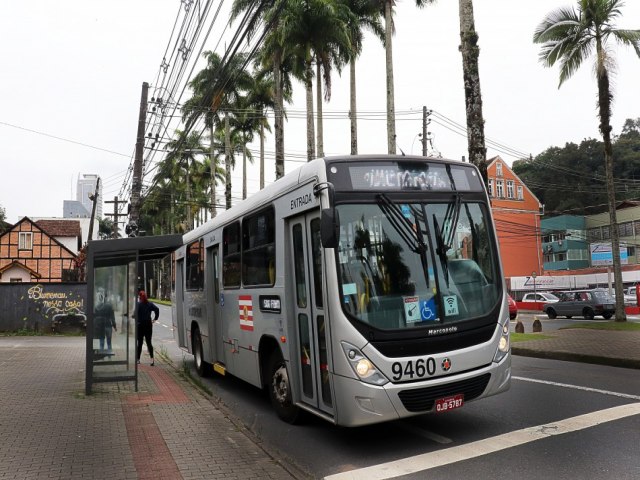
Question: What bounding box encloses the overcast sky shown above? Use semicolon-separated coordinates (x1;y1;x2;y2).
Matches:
2;0;640;224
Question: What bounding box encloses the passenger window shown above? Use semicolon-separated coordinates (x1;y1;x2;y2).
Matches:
223;222;241;288
242;207;275;287
186;240;204;291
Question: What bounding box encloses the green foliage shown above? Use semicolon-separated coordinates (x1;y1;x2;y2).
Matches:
512;121;640;215
561;321;640;331
510;333;554;342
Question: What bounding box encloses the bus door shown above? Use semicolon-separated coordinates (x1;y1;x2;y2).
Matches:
209;245;224;366
175;258;187;349
289;213;334;416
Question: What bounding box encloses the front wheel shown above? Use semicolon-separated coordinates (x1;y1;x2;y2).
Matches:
583;309;595;320
602;313;613;320
267;352;301;424
546;308;557;319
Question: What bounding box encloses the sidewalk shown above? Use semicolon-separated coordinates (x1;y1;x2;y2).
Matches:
511;318;640;369
0;337;306;480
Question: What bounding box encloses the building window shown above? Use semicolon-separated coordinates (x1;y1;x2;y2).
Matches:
496;162;503;177
602;226;610;240
619;221;633;237
488;179;494;197
588;228;602;241
496;180;505;198
506;180;515;199
517;185;523;200
18;232;32;250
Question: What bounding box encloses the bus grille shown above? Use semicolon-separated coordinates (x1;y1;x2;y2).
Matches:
397;373;491;412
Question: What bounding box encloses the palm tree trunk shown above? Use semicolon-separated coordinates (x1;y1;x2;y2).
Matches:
260;121;265;190
459;0;487;184
274;51;285;179
350;57;358;155
225;115;232;210
316;62;324;158
597;48;626;322
306;63;315;162
384;0;396;155
242;135;247;200
210;123;217;218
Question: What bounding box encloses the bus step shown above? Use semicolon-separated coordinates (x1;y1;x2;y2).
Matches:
213;362;226;376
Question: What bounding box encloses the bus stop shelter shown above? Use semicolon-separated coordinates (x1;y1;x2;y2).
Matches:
85;234;182;395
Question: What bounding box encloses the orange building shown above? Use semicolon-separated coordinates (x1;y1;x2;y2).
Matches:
487;156;543;278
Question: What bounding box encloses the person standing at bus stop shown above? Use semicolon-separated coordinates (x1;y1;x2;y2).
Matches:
135;290;159;366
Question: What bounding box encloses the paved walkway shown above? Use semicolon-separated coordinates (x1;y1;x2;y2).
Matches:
0;337;302;480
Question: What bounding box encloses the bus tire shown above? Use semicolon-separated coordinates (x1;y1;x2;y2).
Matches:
193;328;211;377
267;352;300;424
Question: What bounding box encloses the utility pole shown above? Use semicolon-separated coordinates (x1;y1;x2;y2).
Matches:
128;81;149;237
87;177;100;241
104;196;126;238
421;106;432;156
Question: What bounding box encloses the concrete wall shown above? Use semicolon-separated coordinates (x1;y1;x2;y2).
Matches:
0;282;87;332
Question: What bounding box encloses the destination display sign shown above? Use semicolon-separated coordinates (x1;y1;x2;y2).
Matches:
345;162;481;192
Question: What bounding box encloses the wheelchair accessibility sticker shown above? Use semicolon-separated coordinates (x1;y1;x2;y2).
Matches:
420;297;438;321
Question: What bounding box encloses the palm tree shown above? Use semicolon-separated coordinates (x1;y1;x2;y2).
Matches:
230;93;259;199
246;65;276;189
271;0;352;161
231;0;287;179
458;0;487;183
344;0;384;155
379;0;437;154
534;0;640;322
161;130;206;231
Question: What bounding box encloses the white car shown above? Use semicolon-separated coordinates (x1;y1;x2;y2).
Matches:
522;292;560;303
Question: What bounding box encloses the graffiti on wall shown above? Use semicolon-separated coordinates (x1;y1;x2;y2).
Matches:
27;284;86;318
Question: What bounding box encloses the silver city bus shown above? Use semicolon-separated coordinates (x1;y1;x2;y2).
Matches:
172;155;511;427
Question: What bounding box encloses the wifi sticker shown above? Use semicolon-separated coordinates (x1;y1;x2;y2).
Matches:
443;295;459;316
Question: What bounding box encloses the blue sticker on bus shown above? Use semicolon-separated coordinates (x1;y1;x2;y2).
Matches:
420;298;438;321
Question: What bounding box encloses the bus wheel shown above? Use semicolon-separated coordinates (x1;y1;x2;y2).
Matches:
193;328;211;377
268;353;300;424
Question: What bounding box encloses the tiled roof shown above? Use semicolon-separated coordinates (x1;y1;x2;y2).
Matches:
35;220;81;238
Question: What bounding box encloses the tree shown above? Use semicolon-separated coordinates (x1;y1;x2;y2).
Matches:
534;0;640;321
344;0;384;154
378;0;437;154
98;217;114;239
231;0;287;179
459;0;488;183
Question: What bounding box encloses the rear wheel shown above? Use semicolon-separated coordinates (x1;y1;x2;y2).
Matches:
546;308;557;319
566;316;572;319
193;328;211;377
583;309;595;320
267;352;301;424
602;313;613;320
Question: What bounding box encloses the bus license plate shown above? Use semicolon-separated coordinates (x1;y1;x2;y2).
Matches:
435;394;464;413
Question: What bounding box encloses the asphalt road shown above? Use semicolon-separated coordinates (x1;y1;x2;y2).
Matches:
153;305;640;480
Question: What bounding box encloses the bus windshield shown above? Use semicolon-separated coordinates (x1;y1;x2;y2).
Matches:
335;200;500;330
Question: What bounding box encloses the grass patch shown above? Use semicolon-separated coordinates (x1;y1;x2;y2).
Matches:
1;328;45;336
178;357;213;396
560;321;640;332
150;298;171;306
511;332;554;342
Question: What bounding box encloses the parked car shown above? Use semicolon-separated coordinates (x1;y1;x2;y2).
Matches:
522;292;560;303
508;295;518;320
543;289;615;320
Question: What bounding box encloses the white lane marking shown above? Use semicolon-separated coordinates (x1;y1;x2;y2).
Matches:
394;422;452;444
513;376;640;400
323;403;640;480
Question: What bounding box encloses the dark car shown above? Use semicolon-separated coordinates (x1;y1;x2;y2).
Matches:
543;289;615;320
508;295;518;320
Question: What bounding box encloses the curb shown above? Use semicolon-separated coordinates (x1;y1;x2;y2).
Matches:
512;347;640;370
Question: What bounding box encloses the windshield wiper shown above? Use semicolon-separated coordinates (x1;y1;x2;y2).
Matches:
376;194;427;255
376;194;430;288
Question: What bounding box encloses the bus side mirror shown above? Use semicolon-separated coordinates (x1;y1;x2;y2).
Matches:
320;208;339;248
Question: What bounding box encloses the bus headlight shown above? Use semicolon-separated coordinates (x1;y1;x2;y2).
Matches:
493;322;510;363
341;342;388;386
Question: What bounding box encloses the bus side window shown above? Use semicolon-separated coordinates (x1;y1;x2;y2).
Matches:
223;222;241;288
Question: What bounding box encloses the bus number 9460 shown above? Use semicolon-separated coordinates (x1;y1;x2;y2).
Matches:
391;357;436;381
